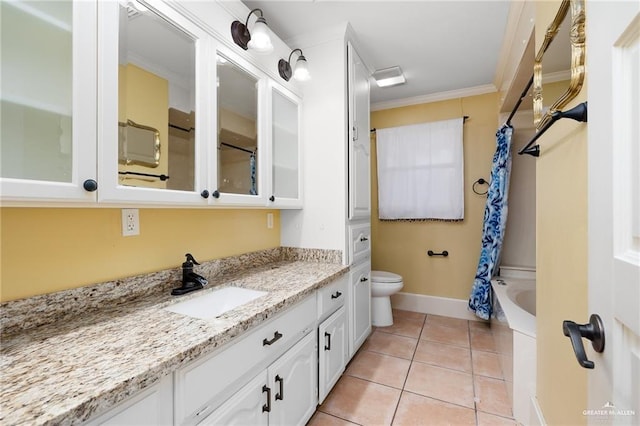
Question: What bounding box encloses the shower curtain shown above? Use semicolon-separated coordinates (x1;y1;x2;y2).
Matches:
468;124;513;320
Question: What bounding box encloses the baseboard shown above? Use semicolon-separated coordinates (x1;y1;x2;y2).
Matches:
390;292;483;322
530;396;546;426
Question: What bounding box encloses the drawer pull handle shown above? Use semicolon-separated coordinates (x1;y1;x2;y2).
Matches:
360;277;369;282
262;385;271;412
359;236;369;242
331;291;342;299
275;375;284;401
324;332;332;351
263;331;283;346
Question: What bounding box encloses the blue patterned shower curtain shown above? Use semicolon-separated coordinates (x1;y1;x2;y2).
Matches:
249;152;257;195
469;125;513;320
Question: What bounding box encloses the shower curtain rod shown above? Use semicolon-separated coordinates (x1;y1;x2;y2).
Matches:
370;116;469;133
505;75;534;127
219;142;255;154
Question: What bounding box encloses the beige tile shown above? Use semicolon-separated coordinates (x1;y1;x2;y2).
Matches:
376;315;424;339
476;411;518;426
413;340;472;373
362;330;418;360
404;362;475;409
469;319;492;332
474;375;513;418
426;314;469;330
472;350;503;379
420;322;470;348
345;350;411;389
470;330;498;353
392;391;476;426
393;309;426;323
319;375;401;425
307;411;359;426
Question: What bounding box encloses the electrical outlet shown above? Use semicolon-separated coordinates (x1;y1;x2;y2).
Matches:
267;213;274;229
122;209;140;236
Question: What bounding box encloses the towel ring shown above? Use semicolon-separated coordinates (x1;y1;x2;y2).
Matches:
473;178;489;195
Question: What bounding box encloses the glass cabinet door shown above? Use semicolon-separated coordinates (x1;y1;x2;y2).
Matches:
270;86;301;207
0;0;97;203
97;0;213;205
214;50;266;205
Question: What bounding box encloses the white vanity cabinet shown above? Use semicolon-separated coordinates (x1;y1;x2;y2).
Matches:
202;331;317;426
318;306;347;404
173;295;317;425
85;375;173;426
0;0;98;204
349;260;372;358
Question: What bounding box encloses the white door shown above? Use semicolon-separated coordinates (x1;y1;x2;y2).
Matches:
201;372;269;426
268;332;317;426
348;43;371;220
587;4;640;425
318;306;347;403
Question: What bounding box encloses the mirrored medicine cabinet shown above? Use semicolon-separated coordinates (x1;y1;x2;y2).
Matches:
1;0;302;207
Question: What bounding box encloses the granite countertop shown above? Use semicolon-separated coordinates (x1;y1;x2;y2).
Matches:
0;248;347;425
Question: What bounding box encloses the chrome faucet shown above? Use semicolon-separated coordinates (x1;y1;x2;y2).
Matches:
171;253;209;296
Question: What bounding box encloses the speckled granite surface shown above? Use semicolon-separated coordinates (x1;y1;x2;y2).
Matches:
0;248;346;425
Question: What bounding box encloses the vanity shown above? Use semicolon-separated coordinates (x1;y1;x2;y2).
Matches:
0;248;354;425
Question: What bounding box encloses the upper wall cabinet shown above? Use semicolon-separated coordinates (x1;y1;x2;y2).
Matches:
347;43;371;220
212;49;267;206
268;83;302;208
97;0;214;205
0;0;98;203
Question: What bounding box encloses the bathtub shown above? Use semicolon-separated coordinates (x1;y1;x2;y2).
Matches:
491;267;536;426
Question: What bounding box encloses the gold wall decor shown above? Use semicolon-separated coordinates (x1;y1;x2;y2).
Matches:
533;0;586;129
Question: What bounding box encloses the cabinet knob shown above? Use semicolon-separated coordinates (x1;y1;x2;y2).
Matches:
212;190;220;199
269;195;275;202
83;179;98;192
200;190;209;199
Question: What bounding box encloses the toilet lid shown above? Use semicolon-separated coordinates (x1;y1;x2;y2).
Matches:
371;270;402;283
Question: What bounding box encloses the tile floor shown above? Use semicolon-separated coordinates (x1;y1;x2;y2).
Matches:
308;310;517;426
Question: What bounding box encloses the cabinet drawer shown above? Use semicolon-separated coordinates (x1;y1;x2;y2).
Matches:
317;274;348;322
174;295;316;425
348;224;371;264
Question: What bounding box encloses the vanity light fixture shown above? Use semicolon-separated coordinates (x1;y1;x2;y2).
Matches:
372;66;406;88
230;8;274;54
278;49;311;82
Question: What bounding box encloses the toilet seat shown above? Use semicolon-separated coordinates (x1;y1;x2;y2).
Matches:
371;270;402;283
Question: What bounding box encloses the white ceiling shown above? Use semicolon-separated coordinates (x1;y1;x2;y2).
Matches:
243;1;512;106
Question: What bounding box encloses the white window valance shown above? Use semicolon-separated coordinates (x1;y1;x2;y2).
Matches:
376;117;464;221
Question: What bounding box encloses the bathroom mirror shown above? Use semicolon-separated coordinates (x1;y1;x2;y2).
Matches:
118;1;196;190
217;54;259;196
533;0;585;129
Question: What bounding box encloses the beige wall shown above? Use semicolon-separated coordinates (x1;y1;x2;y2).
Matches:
370;93;497;300
0;208;280;302
535;1;588;424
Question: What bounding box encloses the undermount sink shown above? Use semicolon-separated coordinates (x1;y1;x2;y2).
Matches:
165;287;268;320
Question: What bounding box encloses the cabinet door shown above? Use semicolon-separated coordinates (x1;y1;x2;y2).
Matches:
268;84;302;208
85;375;172;426
268;331;317;426
200;372;269;426
349;261;372;358
211;47;267;207
0;0;97;203
347;43;371;220
97;1;213;205
318;306;347;403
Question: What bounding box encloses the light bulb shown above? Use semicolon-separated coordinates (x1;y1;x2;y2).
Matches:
247;18;273;54
293;56;311;81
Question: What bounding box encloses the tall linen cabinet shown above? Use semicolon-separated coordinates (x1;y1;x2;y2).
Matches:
281;25;372;371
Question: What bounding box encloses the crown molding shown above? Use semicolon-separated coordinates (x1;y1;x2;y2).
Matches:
371;84;497;112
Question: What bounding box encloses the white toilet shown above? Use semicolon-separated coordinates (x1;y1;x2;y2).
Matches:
371;270;404;327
